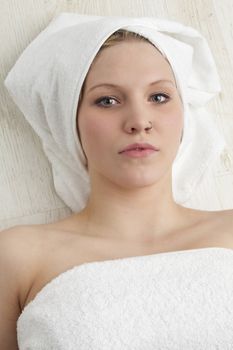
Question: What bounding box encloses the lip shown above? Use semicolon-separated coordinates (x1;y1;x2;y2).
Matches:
119;142;159;153
120;149;158;158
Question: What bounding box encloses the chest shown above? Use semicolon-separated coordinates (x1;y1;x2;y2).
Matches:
23;211;233;310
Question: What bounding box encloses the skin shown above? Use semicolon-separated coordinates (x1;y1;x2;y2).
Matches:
74;40;209;246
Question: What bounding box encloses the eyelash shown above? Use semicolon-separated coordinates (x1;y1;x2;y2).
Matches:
94;93;171;108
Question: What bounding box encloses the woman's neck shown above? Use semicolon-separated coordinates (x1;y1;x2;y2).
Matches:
78;193;202;245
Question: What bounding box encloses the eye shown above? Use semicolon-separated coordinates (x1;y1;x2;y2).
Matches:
151;93;170;104
94;93;171;108
95;96;117;108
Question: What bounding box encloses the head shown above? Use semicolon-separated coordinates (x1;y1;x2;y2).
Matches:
76;30;184;190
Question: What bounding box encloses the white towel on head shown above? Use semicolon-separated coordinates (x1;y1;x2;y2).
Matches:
4;12;226;212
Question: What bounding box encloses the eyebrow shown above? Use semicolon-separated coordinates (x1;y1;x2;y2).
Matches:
87;79;175;93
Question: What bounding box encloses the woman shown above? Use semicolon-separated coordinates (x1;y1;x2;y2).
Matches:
1;19;233;349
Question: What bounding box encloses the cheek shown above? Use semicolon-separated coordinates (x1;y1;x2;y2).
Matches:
80;114;114;154
160;104;183;135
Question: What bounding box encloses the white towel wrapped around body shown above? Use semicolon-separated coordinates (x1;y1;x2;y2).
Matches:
4;12;227;212
17;248;233;349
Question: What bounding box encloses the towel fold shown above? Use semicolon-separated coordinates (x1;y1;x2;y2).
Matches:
17;248;233;349
4;12;227;212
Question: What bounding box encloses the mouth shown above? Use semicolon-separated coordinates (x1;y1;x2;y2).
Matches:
119;142;159;154
119;148;158;158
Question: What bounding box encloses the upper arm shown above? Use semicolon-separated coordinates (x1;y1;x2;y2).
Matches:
0;226;34;350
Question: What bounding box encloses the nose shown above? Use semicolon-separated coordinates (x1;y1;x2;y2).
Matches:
122;97;155;134
124;112;153;134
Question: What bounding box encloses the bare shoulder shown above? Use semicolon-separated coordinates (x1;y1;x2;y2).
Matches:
0;225;46;307
0;225;48;349
0;224;39;277
0;224;50;266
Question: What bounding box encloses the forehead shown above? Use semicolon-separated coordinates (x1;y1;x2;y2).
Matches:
85;40;176;85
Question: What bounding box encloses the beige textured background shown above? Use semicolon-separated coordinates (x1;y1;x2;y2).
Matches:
1;0;233;231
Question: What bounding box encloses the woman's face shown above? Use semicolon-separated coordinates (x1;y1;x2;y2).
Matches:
77;40;183;189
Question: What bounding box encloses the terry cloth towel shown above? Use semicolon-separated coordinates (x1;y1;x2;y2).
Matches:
17;247;233;349
4;12;227;212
